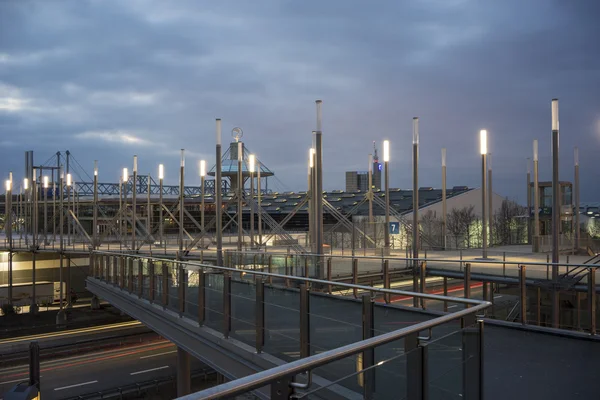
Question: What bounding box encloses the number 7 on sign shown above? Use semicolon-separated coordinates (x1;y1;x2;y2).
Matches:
389;222;399;234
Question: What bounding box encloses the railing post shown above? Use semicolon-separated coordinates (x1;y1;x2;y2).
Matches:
464;263;471;302
327;257;332;294
413;257;419;308
519;265;527;325
197;270;205;325
223;273;231;338
405;333;422;400
478;320;484;400
285;256;290;288
353;258;358;299
299;284;310;358
537;287;542;327
420;261;427;309
256;278;265;353
178;263;186;315
128;258;133;293
162;262;168;307
383;260;390;304
443;277;448;312
304;257;309;279
589;270;596;335
461;313;480;400
138;259;143;298
268;255;273;285
104;255;109;283
362;294;375;399
149;260;155;303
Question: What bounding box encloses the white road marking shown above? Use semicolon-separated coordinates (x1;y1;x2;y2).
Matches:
494;295;503;299
130;365;169;375
140;350;176;359
448;305;458;309
54;380;98;391
0;378;27;385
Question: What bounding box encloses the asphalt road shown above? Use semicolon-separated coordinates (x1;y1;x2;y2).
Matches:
0;339;206;400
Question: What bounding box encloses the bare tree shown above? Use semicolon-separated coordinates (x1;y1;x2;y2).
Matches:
446;205;476;249
493;199;527;245
420;210;442;249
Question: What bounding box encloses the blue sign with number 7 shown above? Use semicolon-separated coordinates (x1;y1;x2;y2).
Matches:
389;222;399;234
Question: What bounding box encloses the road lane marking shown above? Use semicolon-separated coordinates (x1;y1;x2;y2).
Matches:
140;350;176;359
0;321;141;345
130;365;169;375
494;295;503;299
54;380;98;391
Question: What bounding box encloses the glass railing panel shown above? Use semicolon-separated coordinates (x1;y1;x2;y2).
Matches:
166;261;179;312
230;280;257;347
184;269;200;320
263;285;300;360
205;272;224;331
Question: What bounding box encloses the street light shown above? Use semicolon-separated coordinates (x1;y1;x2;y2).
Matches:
383;139;390;255
158;163;164;247
66;173;72;246
533;140;539;251
550;98;560;328
200;160;206;249
480;129;488;258
249;154;255;247
43;176;49;243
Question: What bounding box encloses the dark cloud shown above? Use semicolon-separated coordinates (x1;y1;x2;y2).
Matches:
1;0;598;201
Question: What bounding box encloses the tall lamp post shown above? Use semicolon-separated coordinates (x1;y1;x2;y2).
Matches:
551;98;560;328
257;159;262;248
43;176;48;245
200;160;206;249
158;164;164;247
66;173;72;246
123;168;128;247
308;148;315;253
30;173;38;314
533;141;540;252
574;147;580;250
132;155;138;251
383;139;390;255
179;150;184;255
412;117;419;261
5;177;12;307
93;161;98;249
488;153;493;247
215;119;223;266
237;141;243;251
56;168;66;324
480;130;488;259
249;154;255;247
441;148;447;250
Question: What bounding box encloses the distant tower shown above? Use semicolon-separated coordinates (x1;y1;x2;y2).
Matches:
372;141;382;190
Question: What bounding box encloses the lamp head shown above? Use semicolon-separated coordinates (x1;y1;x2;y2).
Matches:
479;130;487;155
383;140;390;162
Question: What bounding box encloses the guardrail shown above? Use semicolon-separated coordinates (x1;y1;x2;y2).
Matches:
88;250;490;399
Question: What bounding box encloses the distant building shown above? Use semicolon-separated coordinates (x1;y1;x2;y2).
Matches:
345;171;369;192
372;161;382;190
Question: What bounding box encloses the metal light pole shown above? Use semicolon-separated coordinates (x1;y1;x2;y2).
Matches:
441;148;447;250
5;177;12;307
200;160;206;249
527;158;531;245
308;148;315;252
574;147;580;250
93;161;98;249
237;141;243;251
488;153;493;247
257;159;262;247
158;164;164;247
119;177;123;248
123;168;128;247
368;154;374;249
249;154;255;247
43;176;48;245
31;172;38;314
56;168;66;324
551;98;560;328
533;141;540;252
216;119;223;266
132;155;138;251
412;117;419;261
147;173;151;242
315;100;324;272
480;130;488;259
383;140;390;254
66;174;71;246
179;150;185;255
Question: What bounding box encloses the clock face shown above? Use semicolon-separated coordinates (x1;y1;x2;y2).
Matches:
231;127;244;141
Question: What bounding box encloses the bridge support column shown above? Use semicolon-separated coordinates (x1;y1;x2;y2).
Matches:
176;346;191;396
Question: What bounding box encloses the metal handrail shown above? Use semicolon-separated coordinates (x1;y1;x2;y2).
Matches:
225;249;600;270
91;250;485;305
177;302;489;400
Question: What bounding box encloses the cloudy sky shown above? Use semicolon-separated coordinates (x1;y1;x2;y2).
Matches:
1;0;599;202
